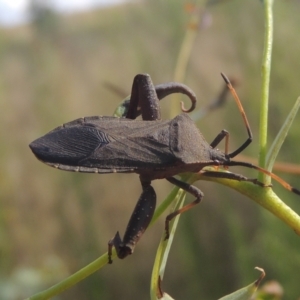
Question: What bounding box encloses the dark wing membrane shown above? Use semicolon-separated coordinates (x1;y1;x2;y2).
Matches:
30;125;111;165
30;116;176;173
79;118;176;171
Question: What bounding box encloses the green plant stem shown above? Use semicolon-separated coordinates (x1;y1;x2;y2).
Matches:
191;171;300;235
25;254;108;300
258;0;274;183
173;12;199;83
26;169;300;300
172;1;205;117
26;176;192;300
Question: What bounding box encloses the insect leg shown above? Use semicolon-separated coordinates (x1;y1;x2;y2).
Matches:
126;74;161;121
165;177;204;240
108;181;156;263
125;74;197;120
107;80;197;115
155;82;197;113
226;161;300;196
200;170;270;187
210;129;230;155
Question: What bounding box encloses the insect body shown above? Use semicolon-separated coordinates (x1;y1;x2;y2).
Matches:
29;73;300;262
31;114;223;177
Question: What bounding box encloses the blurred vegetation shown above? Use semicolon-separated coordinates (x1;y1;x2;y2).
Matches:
1;0;300;299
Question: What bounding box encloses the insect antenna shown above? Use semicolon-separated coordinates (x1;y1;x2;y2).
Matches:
220;72;253;158
226;160;300;196
219;73;300;196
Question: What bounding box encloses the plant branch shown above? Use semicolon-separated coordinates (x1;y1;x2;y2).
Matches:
190;170;300;235
258;0;274;182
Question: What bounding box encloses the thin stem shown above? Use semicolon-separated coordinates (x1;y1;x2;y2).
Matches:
25;254;108;300
258;0;274;183
172;1;205;117
191;170;300;235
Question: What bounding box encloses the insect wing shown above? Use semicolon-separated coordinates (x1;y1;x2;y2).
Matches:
80;118;176;171
30;116;176;173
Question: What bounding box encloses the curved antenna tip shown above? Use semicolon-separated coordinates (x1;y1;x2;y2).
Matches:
221;72;230;84
180;100;196;113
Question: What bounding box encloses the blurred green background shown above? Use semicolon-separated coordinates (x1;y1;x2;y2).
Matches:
1;0;300;299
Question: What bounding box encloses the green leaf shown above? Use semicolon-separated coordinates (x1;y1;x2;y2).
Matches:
266;96;300;174
150;187;187;300
159;293;175;300
218;267;265;300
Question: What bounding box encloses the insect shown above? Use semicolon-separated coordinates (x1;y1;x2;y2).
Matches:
29;73;300;263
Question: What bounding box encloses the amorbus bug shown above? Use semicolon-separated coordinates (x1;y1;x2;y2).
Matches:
29;73;300;263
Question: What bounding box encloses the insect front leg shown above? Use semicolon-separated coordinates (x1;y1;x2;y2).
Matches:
164;177;204;240
200;170;271;187
210;129;230;154
108;181;156;263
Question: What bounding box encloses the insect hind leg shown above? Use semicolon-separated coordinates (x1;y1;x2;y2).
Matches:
108;181;156;263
